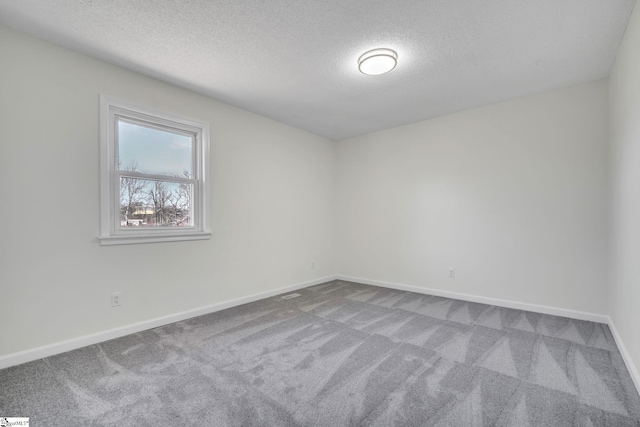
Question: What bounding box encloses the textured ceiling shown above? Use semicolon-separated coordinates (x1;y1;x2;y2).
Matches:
0;0;636;140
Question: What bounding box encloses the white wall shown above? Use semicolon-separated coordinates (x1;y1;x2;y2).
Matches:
0;25;336;357
609;1;640;383
335;80;610;315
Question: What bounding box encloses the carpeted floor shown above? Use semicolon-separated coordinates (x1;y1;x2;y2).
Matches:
1;280;640;426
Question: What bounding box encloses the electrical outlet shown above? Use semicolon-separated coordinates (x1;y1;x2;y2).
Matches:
111;292;122;307
311;261;315;269
449;268;455;279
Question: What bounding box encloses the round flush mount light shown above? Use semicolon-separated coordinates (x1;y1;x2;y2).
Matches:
358;48;398;75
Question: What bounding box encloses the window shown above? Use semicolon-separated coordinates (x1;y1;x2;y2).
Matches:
99;96;210;245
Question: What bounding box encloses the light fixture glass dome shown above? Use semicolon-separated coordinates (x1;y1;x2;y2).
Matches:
358;48;398;75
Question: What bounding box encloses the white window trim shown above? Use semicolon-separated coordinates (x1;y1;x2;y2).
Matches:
99;95;211;245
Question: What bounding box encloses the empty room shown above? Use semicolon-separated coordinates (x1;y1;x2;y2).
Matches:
2;0;640;425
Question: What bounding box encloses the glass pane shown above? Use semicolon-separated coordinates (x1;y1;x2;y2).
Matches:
120;177;193;228
118;119;193;178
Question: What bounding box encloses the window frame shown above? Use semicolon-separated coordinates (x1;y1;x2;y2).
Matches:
99;95;211;245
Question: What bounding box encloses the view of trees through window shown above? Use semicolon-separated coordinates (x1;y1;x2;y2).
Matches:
117;119;195;228
120;164;193;228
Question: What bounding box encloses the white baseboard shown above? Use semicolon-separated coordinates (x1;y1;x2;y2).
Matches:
336;275;609;324
607;316;640;395
0;275;338;370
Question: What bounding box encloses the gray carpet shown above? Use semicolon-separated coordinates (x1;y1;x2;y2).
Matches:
1;280;640;426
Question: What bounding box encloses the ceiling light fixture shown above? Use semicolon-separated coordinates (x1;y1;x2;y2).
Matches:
358;48;398;75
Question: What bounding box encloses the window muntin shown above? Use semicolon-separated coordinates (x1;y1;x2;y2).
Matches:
100;96;210;245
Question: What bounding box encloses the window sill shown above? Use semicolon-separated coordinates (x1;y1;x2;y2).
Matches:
99;231;211;246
